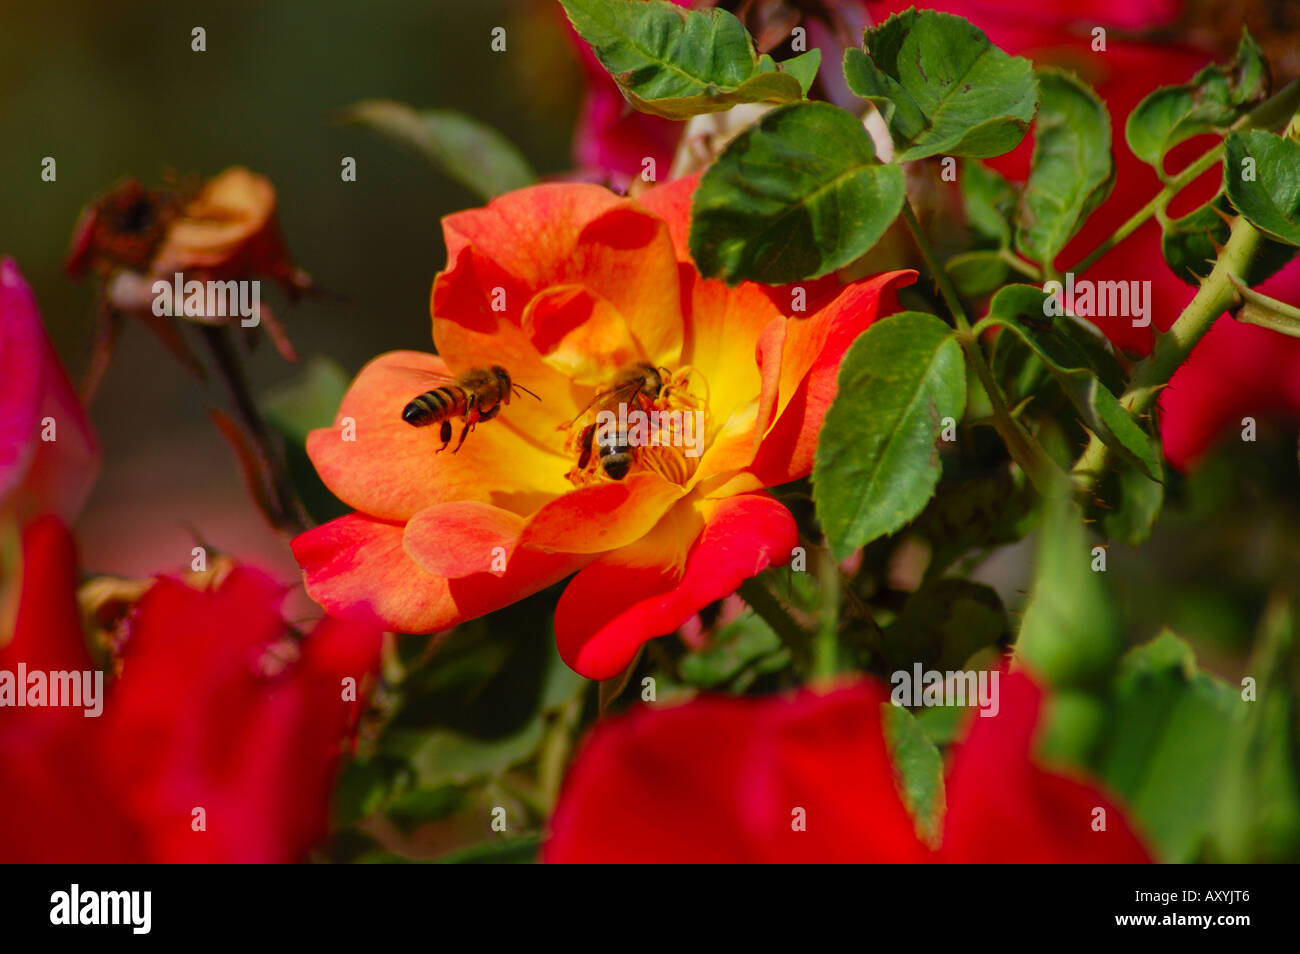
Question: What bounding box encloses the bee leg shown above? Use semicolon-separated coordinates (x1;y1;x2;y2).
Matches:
452;405;481;454
577;424;594;471
435;419;452;453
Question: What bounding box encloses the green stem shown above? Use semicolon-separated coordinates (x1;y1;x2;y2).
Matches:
539;695;582;811
1069;142;1225;276
998;247;1043;282
738;577;813;667
1071;215;1264;494
813;549;840;682
901;200;971;331
901;200;1068;496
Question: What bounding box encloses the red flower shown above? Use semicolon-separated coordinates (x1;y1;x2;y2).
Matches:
544;672;1151;862
292;175;913;678
0;259;98;523
0;516;381;863
865;0;1300;467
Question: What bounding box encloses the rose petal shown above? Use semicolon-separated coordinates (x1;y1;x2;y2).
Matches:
634;173;698;262
434;184;684;371
940;670;1153;863
554;493;798;679
520;471;685;556
293;512;586;635
404;500;525;579
0;515;92;673
305;350;570;523
544;681;928;862
522;285;645;387
0;259;98;521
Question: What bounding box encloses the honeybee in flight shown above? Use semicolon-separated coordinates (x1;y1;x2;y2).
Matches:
402;365;539;453
572;362;670;480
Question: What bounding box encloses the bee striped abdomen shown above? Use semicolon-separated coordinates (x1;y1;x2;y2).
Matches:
402;387;466;427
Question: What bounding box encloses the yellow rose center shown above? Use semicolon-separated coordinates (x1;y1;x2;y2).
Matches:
563;366;711;488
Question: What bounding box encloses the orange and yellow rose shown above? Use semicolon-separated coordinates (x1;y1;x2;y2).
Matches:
293;175;913;678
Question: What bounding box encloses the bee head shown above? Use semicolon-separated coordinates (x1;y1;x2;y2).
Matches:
490;365;512;402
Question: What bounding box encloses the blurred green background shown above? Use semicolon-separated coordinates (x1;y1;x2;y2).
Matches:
0;0;581;576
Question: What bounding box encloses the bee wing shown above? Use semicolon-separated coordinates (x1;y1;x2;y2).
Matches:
388;366;459;390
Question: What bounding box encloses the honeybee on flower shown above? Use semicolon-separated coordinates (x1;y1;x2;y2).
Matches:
292;174;913;678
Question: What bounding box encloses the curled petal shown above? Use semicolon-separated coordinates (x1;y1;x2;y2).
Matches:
434;184;685;370
741;270;916;491
1;515;92;673
520;472;685;556
151;167;308;292
554;493;798;679
293;513;587;635
522;285;645;387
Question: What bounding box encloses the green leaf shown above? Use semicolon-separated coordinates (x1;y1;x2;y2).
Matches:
261;355;350;446
779;48;822;98
960;159;1018;248
1015;69;1115;268
986;287;1123;397
384;719;545;788
1236;286;1300;339
259;356;351;525
1160;192;1297;287
559;0;806;120
986;285;1160;480
883;703;946;846
1224;129;1300;245
433;834;541;865
385;785;462;829
332;758;393;827
945;250;1010;299
813;311;966;559
1095;455;1164;547
1126;30;1269;174
538;639;588;713
679;609;784;689
1095;631;1241;862
913;471;1039;580
1037;689;1109;767
842;9;1036;162
883;578;1008;673
914;703;968;747
1210;599;1300;862
1016;493;1120;688
690;102;905;284
340;100;535;200
393;592;560;734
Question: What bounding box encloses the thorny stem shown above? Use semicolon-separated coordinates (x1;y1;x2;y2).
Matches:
199;324;308;534
1070;215;1265;495
900;199;1068;496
